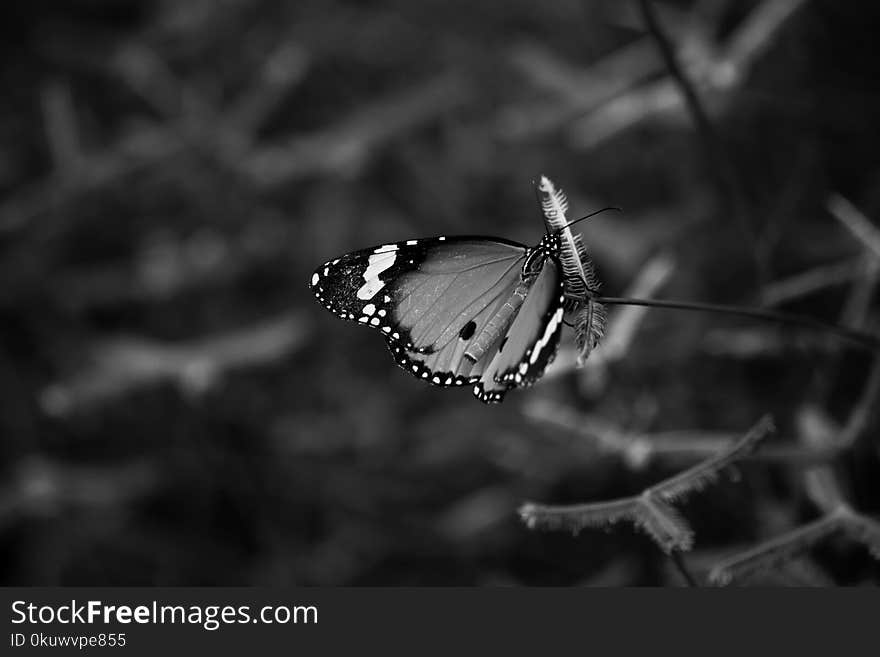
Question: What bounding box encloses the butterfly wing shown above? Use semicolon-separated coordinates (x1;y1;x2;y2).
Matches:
310;235;527;352
473;257;565;402
310;236;564;403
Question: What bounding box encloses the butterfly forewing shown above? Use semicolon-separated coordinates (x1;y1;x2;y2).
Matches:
310;237;527;352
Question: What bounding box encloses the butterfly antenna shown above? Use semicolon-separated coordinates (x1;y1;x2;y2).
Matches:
554;207;622;234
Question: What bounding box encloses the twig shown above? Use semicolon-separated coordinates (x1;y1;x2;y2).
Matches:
241;73;471;185
709;356;880;584
723;0;810;82
0;457;159;531
670;550;698;587
708;506;880;585
597;254;676;362
523;398;833;468
222;41;310;138
839;356;880;447
595;296;880;353
797;406;849;513
648;415;774;502
760;257;865;306
569;0;808;154
701;327;836;357
40;312;309;415
638;0;758;277
520;492;695;553
41;79;82;177
708;509;846;585
496;38;663;141
638;0;719;173
828;194;880;259
520;416;773;554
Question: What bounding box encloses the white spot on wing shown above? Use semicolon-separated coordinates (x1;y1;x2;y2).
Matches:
362;303;376;316
357;251;396;300
311;272;319;286
374;244;398;253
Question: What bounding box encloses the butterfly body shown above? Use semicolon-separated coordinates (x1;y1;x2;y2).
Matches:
310;231;566;403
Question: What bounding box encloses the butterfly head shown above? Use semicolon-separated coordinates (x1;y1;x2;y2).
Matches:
522;232;561;277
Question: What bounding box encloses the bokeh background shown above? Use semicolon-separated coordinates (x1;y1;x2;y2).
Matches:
1;0;879;585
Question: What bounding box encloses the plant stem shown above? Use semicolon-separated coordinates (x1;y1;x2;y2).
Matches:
595;296;880;353
670;550;698;587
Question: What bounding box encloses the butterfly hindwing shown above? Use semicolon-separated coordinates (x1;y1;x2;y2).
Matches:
384;277;520;388
383;247;565;404
474;257;565;402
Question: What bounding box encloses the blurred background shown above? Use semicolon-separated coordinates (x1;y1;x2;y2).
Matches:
1;0;879;586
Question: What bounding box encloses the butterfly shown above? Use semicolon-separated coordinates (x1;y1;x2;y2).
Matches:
308;176;609;403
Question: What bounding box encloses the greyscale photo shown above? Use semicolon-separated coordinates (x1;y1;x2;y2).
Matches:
1;0;878;589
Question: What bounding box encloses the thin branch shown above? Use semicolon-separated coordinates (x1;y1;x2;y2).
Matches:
638;0;719;169
701;327;837;358
648;415;774;502
843;511;880;560
760;257;865;306
723;0;810;79
241;73;471;185
0;456;159;531
638;0;757;269
520;496;640;533
635;493;695;552
669;550;698;587
828;194;880;260
520;492;695;553
797;406;849;513
708;506;880;585
495;37;663;141
595;296;880;353
40;312;310;415
41;79;82;177
569;0;809;150
708;510;847;585
596;254;676;362
520;416;770;554
839;356;880;447
524;399;829;468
